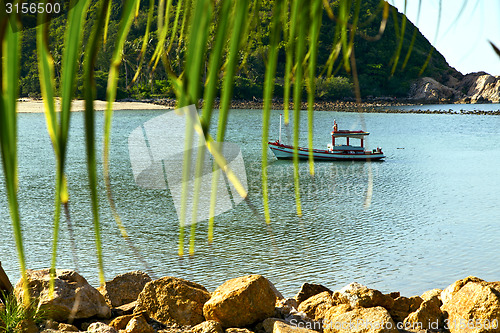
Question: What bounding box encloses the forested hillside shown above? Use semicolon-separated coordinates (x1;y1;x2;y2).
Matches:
18;0;461;100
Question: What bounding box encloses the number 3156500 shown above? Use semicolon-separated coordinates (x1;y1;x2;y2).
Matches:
6;2;61;14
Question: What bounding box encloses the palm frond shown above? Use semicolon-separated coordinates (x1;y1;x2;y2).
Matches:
0;14;28;304
262;0;285;224
47;0;90;291
103;0;140;284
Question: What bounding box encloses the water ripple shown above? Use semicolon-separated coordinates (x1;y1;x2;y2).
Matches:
1;110;499;297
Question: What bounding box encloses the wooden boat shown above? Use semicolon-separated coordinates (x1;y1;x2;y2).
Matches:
268;117;385;161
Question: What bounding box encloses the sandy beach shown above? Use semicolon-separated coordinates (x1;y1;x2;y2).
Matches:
16;98;173;113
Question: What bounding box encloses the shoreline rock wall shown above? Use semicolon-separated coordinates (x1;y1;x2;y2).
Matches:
6;269;500;333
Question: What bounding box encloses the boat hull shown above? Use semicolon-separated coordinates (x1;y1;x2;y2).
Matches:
268;142;385;161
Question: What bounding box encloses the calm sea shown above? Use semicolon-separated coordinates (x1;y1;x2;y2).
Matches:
1;105;500;297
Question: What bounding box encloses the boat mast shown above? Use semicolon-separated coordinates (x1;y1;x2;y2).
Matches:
279;113;282;143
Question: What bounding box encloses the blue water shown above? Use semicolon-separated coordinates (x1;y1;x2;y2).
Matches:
1;107;500;297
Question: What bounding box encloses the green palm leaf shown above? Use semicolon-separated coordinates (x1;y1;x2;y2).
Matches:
0;14;28;303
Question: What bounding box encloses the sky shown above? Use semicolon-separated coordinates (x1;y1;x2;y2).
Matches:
390;0;500;76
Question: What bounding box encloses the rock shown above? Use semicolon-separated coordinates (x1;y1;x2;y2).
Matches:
387;296;423;323
409;77;460;102
262;317;319;333
297;291;339;321
97;271;152;308
323;306;398;333
456;72;500;103
284;308;313;326
44;320;79;332
337;283;394;310
441;281;500;333
45;320;63;330
441;276;484;305
14;269;110;322
275;298;299;318
57;323;79;332
109;314;136;330
157;327;193;333
134;276;210;326
263;318;287;333
295;283;332;305
267;279;285;301
87;322;118;333
112;301;137;317
271;320;319;333
225;329;254;333
191;320;224;333
386;292;400;300
125;315;155;333
321;304;353;331
323;304;352;320
403;296;444;331
420;289;442;302
203;275;277;328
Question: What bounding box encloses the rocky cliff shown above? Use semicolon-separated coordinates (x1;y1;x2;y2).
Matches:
409;72;500;103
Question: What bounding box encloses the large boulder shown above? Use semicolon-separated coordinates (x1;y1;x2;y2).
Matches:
14;269;110;322
134;276;210;326
456;72;500;103
403;296;444;331
387;296;423;323
97;271;151;308
323;306;398;333
295;283;332;305
441;276;484;305
203;275;277;328
409;77;460;103
297;291;340;321
337;283;394;310
441;280;500;333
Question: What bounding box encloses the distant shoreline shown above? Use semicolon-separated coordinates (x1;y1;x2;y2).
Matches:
16;98;500;115
150;98;500;115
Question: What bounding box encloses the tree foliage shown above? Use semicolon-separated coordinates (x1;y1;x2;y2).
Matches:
17;0;458;100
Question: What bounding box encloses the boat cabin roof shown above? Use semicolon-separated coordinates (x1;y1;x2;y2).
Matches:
331;130;370;138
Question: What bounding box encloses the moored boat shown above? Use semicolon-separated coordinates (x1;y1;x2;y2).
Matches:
268;117;385;161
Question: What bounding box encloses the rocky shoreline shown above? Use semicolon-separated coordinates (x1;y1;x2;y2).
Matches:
143;98;500;115
3;269;499;333
13;97;500;115
409;72;500;105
